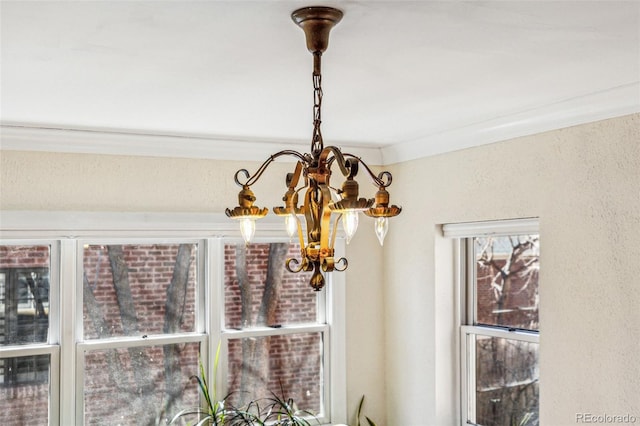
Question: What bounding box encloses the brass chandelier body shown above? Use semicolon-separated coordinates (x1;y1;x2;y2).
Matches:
226;7;401;291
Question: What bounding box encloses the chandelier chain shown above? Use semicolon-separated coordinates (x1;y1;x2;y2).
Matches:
312;70;323;155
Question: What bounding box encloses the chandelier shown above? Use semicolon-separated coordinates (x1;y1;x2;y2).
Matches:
226;6;401;291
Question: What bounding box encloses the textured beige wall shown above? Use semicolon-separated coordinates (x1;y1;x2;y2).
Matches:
0;152;285;212
0;150;387;424
384;113;640;425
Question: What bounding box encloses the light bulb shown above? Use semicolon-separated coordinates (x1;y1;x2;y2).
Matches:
285;214;298;240
239;217;256;244
374;217;388;246
342;210;359;244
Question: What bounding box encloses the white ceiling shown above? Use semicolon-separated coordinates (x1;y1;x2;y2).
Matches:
1;1;639;165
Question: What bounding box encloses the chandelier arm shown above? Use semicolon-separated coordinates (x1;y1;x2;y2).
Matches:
376;170;393;187
288;161;304;189
334;257;348;272
324;155;354;180
233;150;308;187
233;169;252;187
342;153;394;188
286;257;305;273
318;146;356;178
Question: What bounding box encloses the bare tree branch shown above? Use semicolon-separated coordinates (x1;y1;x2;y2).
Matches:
162;244;194;418
257;243;288;326
106;245;155;425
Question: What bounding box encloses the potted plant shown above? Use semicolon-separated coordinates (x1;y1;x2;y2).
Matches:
355;395;377;426
169;345;236;426
170;345;318;425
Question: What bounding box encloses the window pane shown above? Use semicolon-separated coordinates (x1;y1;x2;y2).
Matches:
475;235;539;330
83;244;197;338
0;354;49;385
83;342;200;425
0;354;50;426
0;245;50;346
227;333;323;415
224;243;316;329
474;336;539;426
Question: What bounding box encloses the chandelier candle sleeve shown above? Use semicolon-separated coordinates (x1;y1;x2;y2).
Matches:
225;6;402;290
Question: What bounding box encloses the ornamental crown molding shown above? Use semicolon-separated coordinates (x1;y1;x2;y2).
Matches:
1;81;638;165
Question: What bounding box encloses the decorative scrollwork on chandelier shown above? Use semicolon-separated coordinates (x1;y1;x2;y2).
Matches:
226;6;401;290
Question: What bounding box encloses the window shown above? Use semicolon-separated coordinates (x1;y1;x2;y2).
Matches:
0;212;346;426
1;266;50;384
0;244;58;426
444;219;539;426
79;242;203;425
222;242;327;418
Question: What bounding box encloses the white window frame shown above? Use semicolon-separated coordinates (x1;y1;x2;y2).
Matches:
213;236;336;424
0;211;347;426
74;237;207;423
443;218;539;426
0;239;61;424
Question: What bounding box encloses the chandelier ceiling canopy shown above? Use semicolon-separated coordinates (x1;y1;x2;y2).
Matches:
226;6;402;291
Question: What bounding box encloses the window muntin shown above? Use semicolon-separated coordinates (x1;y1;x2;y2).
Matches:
457;226;540;426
